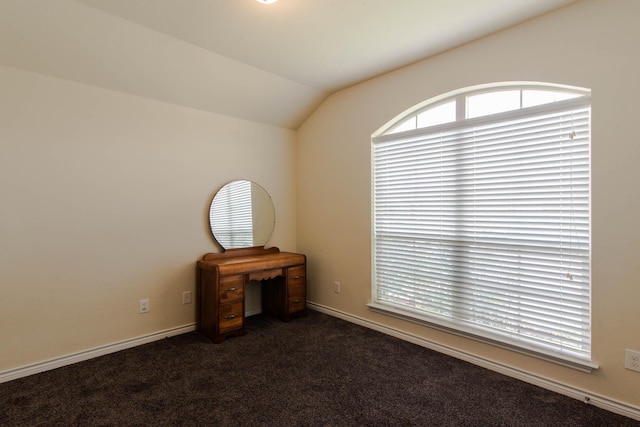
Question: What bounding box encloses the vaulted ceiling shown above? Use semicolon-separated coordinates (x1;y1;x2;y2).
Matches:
0;0;578;129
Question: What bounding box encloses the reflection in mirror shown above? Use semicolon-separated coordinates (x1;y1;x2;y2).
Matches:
209;180;275;250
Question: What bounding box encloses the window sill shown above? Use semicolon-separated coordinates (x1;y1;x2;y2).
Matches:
368;302;599;373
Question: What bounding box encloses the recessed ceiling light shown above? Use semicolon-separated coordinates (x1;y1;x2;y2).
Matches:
256;0;278;4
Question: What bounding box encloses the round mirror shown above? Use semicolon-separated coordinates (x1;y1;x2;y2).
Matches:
209;180;275;250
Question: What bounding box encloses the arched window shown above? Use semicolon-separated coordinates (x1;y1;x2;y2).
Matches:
371;82;594;370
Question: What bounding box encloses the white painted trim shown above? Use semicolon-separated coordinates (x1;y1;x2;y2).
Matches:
0;323;196;384
246;308;262;317
307;302;640;422
367;301;598;372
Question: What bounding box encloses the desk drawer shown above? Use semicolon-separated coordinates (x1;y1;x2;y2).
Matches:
219;302;243;333
287;265;305;282
288;266;306;313
288;291;305;313
219;275;244;303
288;280;305;298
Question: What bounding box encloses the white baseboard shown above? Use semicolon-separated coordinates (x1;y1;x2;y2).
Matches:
307;301;640;422
3;306;639;422
1;309;267;385
246;308;262;317
0;323;196;384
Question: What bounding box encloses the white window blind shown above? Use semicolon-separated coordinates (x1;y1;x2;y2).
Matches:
372;96;592;365
210;180;253;247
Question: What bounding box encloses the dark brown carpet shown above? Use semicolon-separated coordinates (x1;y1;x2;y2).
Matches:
1;309;638;426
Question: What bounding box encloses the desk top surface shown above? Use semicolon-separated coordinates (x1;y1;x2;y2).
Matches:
197;247;305;274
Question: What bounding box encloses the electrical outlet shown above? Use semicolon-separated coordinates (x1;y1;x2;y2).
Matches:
139;298;149;314
182;291;192;305
625;349;640;372
334;281;341;294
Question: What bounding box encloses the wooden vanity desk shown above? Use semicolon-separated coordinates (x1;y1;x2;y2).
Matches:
197;246;306;343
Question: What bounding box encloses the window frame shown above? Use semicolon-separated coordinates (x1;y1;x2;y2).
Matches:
376;83;589;136
370;82;596;372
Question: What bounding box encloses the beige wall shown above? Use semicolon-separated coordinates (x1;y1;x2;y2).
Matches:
0;65;297;371
298;0;640;408
2;0;639;414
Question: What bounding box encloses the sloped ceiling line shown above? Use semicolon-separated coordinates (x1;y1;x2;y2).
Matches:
0;0;577;129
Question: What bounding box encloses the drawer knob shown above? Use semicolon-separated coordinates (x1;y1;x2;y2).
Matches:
224;314;239;319
292;299;301;303
291;276;302;279
225;287;239;291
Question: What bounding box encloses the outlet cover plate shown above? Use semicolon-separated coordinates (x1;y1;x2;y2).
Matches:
139;299;149;314
625;349;640;372
182;291;193;305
